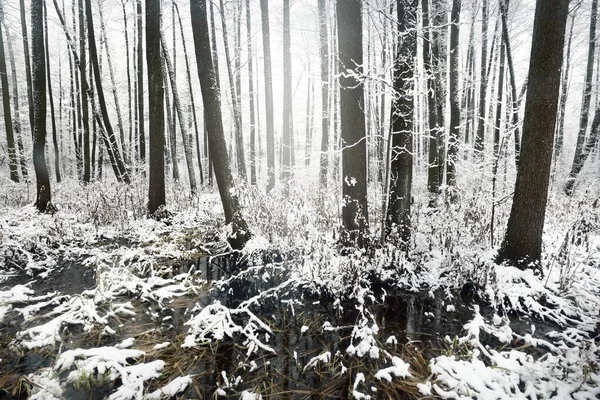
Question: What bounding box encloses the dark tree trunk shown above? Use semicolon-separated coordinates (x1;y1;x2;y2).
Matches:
146;0;165;215
474;0;488;154
190;0;250;250
337;0;368;244
260;0;275;192
79;0;91;183
43;0;61;183
497;0;569;268
422;0;440;198
32;0;51;211
386;0;416;250
0;0;19;182
5;26;29;180
446;0;460;190
281;0;292;181
246;0;257;185
137;0;145;163
566;0;597;195
318;0;329;187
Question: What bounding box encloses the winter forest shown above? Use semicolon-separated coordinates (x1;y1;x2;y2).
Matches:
1;0;600;397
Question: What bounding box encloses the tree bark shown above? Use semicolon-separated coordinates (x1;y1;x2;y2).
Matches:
190;0;250;250
422;0;440;198
122;0;133;165
32;0;51;212
246;0;257;185
337;0;368;244
281;0;292;180
318;0;329;187
137;0;145;163
146;0;165;215
474;0;488;154
446;0;460;190
500;0;521;167
260;0;275;192
386;0;416;249
79;0;91;183
497;0;569;268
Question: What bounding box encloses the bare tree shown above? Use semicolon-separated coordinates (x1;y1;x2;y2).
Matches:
260;0;275;191
146;0;165;215
386;0;417;250
498;0;569;268
32;0;52;211
190;0;250;249
337;0;368;244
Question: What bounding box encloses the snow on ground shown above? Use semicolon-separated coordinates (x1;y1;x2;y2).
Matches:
0;179;599;398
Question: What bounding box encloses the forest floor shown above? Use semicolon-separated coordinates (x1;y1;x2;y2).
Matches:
1;176;600;399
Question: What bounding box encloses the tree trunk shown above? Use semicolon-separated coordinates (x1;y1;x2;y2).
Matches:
337;0;368;244
318;0;329;187
497;0;569;268
474;0;488;154
190;0;250;250
386;0;416;249
32;0;51;212
137;0;145;163
174;1;203;185
246;0;257;185
161;35;197;194
305;73;314;168
260;0;275;192
4;26;29;180
0;0;19;182
500;0;521;167
281;0;292;181
122;0;133;166
146;0;165;215
446;0;460;190
423;0;440;198
219;0;246;179
79;0;91;183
